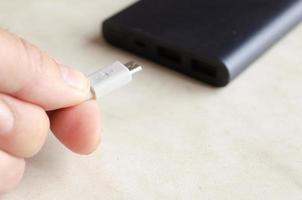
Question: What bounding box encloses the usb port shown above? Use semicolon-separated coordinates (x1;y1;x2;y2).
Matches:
192;59;216;78
134;39;147;48
157;46;181;63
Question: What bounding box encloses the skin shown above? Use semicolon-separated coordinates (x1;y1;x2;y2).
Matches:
0;29;101;195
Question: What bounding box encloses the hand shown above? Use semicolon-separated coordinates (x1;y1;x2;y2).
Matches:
0;30;101;195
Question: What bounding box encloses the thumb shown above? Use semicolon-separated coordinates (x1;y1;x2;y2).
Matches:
0;29;90;110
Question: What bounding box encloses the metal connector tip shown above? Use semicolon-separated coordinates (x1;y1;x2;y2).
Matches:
125;61;143;74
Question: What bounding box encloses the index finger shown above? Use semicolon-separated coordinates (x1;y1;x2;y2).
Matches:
0;29;90;110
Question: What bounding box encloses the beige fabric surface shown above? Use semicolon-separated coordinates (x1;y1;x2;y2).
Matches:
1;1;302;199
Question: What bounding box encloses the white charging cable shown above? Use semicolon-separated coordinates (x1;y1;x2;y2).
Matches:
87;61;142;100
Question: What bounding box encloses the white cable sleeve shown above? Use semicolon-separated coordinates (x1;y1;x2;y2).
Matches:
86;61;142;100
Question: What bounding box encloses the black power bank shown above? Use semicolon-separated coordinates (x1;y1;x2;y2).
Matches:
103;0;302;86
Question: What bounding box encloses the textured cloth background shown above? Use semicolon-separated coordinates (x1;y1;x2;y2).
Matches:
1;1;302;199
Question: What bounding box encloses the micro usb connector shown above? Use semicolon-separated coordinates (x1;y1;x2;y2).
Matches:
87;61;142;100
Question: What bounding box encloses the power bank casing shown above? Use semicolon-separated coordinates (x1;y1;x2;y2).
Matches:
102;0;302;86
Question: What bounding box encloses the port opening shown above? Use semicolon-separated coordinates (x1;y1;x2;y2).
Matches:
192;59;217;78
157;46;181;63
134;39;147;48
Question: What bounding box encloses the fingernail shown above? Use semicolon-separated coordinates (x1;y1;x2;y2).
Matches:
60;66;89;91
0;100;14;136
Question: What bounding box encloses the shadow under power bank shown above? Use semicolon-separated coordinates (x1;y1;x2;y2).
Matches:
102;0;302;86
